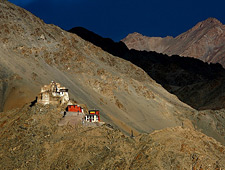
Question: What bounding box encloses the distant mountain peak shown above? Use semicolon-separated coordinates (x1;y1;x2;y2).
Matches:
192;17;223;31
122;17;225;67
124;32;144;39
130;32;144;36
203;17;222;25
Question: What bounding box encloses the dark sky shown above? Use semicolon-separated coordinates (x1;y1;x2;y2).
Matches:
8;0;225;41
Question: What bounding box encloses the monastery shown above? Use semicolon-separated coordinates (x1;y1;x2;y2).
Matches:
37;81;101;124
37;81;69;105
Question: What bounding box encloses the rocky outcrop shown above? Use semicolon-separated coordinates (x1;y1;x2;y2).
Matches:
122;18;225;68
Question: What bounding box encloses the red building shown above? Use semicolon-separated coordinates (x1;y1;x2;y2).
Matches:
67;105;83;113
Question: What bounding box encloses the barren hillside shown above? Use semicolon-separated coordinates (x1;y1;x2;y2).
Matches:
0;1;195;135
0;104;224;169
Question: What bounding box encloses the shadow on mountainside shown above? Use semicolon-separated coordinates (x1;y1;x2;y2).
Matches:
69;27;225;110
68;27;128;57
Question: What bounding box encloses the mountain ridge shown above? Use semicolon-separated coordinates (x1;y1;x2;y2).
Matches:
122;17;225;68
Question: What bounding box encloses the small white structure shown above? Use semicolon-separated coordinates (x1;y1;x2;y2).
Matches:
85;114;99;122
37;81;69;105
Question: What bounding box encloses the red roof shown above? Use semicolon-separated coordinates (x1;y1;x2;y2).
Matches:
68;105;82;112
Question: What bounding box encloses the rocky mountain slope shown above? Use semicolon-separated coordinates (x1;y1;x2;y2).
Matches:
70;26;225;111
122;18;225;68
68;27;225;145
0;0;199;136
0;1;225;169
0;104;224;169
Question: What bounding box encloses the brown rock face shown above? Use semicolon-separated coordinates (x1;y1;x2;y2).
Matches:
122;18;225;67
